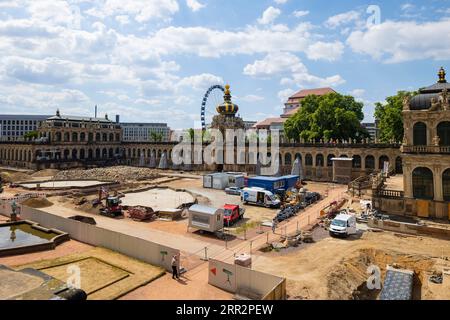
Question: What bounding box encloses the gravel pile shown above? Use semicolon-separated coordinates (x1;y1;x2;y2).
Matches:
54;166;160;182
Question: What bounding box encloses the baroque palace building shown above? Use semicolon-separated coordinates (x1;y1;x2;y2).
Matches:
0;71;448;220
373;68;450;220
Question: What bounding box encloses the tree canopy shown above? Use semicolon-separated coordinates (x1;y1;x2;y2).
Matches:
284;92;369;142
374;91;416;143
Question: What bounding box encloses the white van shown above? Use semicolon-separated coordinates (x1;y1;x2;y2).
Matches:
329;214;357;237
241;187;281;208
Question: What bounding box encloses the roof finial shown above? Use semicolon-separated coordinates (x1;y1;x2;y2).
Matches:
56;109;60;117
105;113;108;120
438;67;446;83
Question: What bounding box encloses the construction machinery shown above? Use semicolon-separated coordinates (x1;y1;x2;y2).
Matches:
99;196;123;218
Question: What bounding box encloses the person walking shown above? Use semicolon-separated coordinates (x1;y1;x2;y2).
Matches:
171;254;179;279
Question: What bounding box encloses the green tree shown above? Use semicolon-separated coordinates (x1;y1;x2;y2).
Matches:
24;130;38;140
284;93;369;142
374;91;416;143
150;131;163;142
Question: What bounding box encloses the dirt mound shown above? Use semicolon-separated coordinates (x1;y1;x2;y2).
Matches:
31;169;59;178
326;248;437;300
54;166;160;182
0;171;32;183
21;197;53;208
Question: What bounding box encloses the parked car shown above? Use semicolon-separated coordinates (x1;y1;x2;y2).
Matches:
225;187;242;196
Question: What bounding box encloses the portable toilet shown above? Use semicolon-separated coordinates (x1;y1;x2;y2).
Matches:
188;205;224;233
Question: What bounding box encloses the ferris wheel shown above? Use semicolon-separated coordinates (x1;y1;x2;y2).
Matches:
200;85;225;131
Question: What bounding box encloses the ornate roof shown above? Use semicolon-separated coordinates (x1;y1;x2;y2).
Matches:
216;85;239;116
409;67;450;111
46;109;113;123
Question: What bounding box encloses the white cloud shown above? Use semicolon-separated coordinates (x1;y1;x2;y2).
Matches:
186;0;205;12
306;41;344;61
347;19;450;63
85;0;180;23
293;10;309;18
238;94;264;102
243;52;345;88
278;88;295;103
350;89;365;97
258;6;281;25
274;0;288;4
325;10;361;29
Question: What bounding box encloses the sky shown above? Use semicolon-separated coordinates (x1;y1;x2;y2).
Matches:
0;0;449;129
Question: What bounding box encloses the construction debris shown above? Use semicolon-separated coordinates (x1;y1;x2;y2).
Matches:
128;206;155;221
54;166;160;182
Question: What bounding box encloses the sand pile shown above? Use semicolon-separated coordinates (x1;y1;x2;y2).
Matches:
0;171;32;183
54;166;160;182
31;169;59;178
21;197;53;208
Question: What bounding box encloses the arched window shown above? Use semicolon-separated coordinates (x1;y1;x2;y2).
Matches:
437;121;450;146
72;132;78;142
443;169;450;201
327;154;335;167
379;155;389;170
284;153;292;166
352;155;361;168
316;154;324;167
413;122;427;146
365;155;375;169
80;149;85;159
412;167;434;200
294;153;302;162
395;156;403;174
305;154;313;166
96;133;101;142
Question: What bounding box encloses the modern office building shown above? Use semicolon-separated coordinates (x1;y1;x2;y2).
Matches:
121;122;171;142
0;114;51;141
362;122;379;141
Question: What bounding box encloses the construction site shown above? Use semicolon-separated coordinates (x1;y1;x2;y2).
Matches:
1;165;449;300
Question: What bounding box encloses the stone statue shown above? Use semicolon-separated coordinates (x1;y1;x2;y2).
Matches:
440;89;449;111
432;135;440;146
430;97;440;111
402;96;410;111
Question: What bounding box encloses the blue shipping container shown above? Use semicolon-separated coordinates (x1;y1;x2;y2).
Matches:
247;175;299;193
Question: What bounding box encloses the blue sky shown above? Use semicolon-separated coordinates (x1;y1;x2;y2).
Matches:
0;0;449;129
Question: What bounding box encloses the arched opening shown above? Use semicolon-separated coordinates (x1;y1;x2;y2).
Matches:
284;153;292;166
379;155;389;170
109;133;114;142
109;148;114;158
340;155;348;158
412;167;434;200
327;154;335;167
72;132;78;142
80;132;86;142
413;122;427;146
365;155;375;170
352;155;361;168
443;169;450;201
102;133;107;142
102;148;107;158
437;121;450;146
88;132;93;142
72;149;77;159
305;154;313;166
316;154;324;167
64;132;70;142
80;149;85;160
116;133;120;141
96;133;101;142
395;156;403;174
88;149;93;159
64;149;70;159
294;153;302;163
95;148;100;159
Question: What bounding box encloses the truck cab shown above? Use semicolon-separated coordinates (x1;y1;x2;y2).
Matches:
329;214;357;237
223;204;245;226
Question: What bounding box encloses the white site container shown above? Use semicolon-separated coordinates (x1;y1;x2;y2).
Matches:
203;174;213;188
212;173;229;190
227;174;245;188
188;204;224;233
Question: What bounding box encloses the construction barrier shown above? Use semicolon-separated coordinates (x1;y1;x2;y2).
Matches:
208;258;286;300
19;206;180;272
0;193;46;216
369;218;450;240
